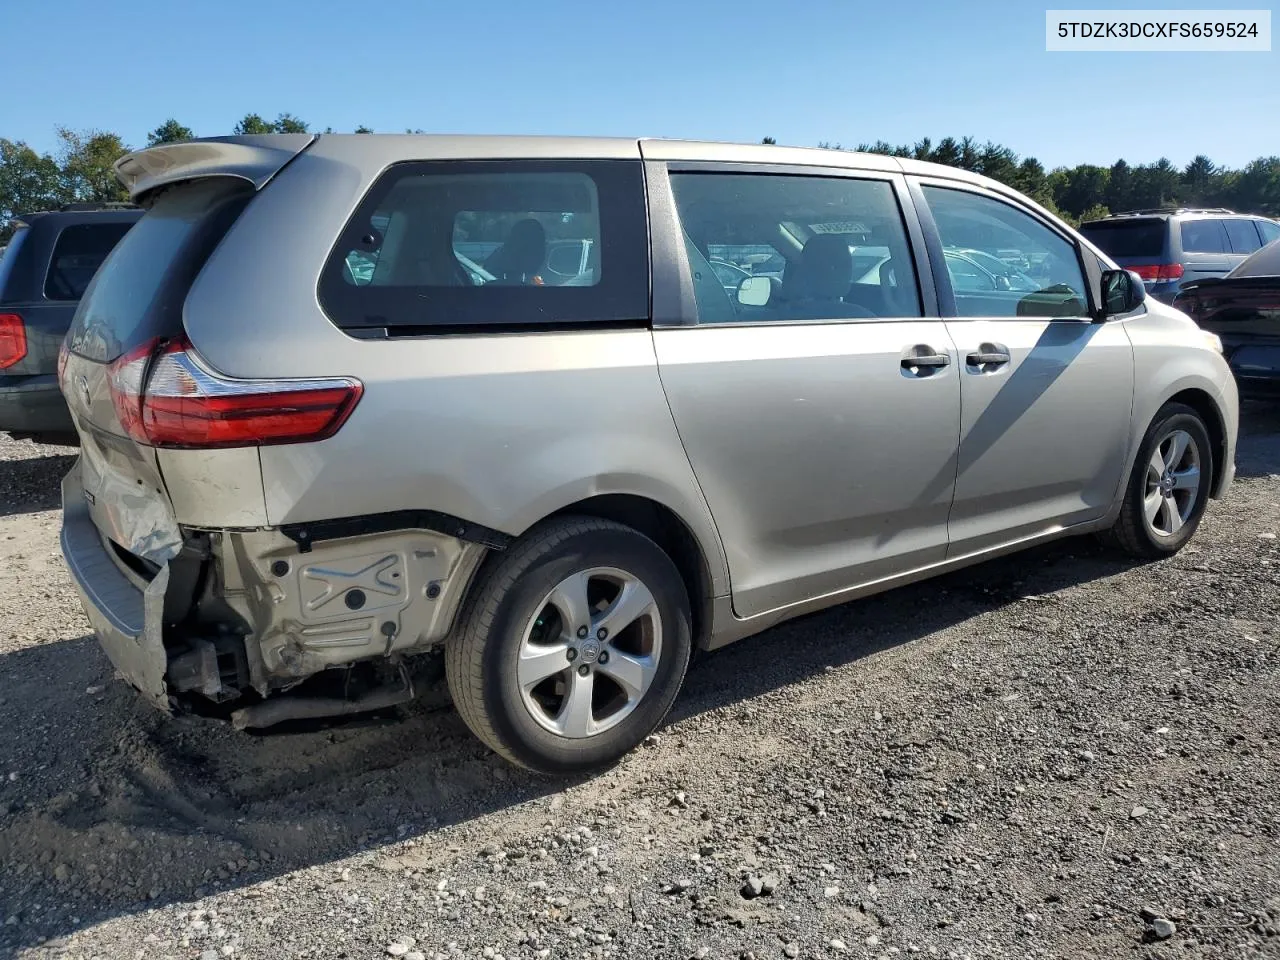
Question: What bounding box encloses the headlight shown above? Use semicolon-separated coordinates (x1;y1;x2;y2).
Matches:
1202;331;1223;354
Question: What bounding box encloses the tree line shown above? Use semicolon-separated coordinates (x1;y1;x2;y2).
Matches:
4;118;1279;243
772;135;1280;227
0;113;395;241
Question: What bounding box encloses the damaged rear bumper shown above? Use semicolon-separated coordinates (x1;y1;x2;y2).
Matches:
61;461;172;711
61;458;490;715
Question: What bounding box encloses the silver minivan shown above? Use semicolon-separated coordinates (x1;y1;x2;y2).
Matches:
59;135;1238;772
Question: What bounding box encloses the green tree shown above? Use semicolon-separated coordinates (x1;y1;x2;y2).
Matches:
1014;157;1049;203
274;113;308;134
147;118;194;146
1181;154;1220;206
1129;159;1181;210
1232;157;1280;216
1053;164;1110;218
1077;203;1111;224
56;128;129;203
233;113;274;135
931;137;962;168
1104;160;1133;213
0;139;65;239
355;125;374;134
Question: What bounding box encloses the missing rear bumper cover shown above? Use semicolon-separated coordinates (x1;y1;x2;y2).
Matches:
279;509;513;553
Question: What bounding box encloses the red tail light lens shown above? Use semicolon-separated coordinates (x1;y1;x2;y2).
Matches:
0;313;26;369
1128;264;1184;282
106;338;362;449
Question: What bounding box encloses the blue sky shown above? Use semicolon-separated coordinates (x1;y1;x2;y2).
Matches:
2;0;1275;170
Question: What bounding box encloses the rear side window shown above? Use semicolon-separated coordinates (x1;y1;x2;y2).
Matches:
67;179;254;363
1180;219;1229;254
1079;220;1166;258
670;172;923;324
1224;219;1262;254
44;222;134;300
319;160;648;331
1259;220;1280;246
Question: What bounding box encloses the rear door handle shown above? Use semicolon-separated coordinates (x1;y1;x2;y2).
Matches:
966;350;1010;366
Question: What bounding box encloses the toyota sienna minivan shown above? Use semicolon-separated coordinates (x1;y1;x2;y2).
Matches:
59;134;1238;773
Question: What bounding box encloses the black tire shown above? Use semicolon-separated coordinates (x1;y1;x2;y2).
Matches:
1104;402;1213;558
446;516;692;774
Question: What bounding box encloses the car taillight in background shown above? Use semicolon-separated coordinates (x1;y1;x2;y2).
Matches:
106;337;362;449
1128;264;1184;282
0;313;26;369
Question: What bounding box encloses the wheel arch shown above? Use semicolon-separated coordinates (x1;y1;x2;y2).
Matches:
542;493;718;650
1165;387;1229;498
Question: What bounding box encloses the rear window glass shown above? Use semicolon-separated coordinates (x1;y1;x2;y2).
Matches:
1224;219;1262;255
44;222;134;300
67;179;253;363
319;160;649;331
1079;220;1165;258
1181;219;1228;254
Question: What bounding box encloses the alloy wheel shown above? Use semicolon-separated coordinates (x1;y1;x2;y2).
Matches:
1143;428;1202;538
516;566;663;739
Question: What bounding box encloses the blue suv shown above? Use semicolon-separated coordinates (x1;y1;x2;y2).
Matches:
1080;208;1280;304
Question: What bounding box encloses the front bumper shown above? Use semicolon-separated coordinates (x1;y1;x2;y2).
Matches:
0;374;74;435
61;461;172;710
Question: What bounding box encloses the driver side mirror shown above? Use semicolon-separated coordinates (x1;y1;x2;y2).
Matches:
736;275;772;307
1101;268;1146;319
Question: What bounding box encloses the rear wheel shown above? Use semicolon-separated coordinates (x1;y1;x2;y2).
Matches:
446;517;692;774
1104;402;1213;557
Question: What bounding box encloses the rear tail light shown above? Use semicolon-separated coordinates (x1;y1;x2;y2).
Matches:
0;313;26;369
107;337;362;449
1128;264;1184;282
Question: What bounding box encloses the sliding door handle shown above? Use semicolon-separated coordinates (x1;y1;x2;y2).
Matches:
966;350;1010;366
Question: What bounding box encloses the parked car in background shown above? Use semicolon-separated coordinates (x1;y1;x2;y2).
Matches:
0;203;141;443
1080;208;1280;304
1175;239;1280;398
943;248;1041;293
60;135;1236;775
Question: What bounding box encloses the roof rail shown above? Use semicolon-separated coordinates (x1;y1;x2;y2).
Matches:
1111;206;1236;217
58;201;139;212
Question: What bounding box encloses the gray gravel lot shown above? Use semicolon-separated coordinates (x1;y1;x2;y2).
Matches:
1;413;1279;959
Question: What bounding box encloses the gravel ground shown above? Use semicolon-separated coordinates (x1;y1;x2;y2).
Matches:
1;413;1279;960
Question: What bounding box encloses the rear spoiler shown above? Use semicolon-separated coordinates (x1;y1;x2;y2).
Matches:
114;134;316;203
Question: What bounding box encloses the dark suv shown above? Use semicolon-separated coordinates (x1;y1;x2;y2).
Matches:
0;203;141;442
1080;208;1280;305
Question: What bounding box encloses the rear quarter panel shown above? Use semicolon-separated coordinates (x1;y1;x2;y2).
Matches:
179;138;730;595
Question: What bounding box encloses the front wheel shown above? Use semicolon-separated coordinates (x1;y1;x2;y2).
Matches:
1104;402;1213;558
446;517;692;774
